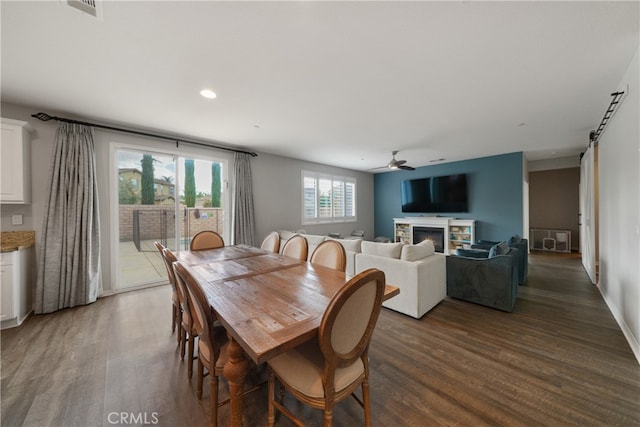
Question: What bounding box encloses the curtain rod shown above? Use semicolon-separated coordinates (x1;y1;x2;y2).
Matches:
31;112;258;157
589;91;625;144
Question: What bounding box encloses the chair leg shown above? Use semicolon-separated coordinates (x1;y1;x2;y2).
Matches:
362;381;372;427
176;321;182;346
197;357;204;399
323;408;333;427
180;326;187;360
268;370;275;427
210;372;218;427
171;304;177;333
187;332;196;379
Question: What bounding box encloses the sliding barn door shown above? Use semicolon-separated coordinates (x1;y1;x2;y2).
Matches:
579;144;597;284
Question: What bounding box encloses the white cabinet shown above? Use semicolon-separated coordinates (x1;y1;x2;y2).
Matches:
0;248;34;328
1;118;32;204
0;258;15;321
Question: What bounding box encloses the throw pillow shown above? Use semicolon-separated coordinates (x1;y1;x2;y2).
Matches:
401;240;435;261
488;243;499;258
327;237;362;253
510;234;522;244
497;241;510;254
361;241;403;259
489;241;510;257
278;229;296;242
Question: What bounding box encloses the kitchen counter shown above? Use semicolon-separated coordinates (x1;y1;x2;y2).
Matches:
0;231;35;252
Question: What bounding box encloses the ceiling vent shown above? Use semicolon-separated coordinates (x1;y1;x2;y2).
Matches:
67;0;101;19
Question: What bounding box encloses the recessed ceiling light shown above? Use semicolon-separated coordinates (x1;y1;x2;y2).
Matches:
200;89;217;99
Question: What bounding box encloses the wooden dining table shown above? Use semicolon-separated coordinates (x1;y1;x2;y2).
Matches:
175;245;399;427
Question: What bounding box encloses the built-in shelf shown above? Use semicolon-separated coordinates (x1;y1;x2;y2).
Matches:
394;217;475;255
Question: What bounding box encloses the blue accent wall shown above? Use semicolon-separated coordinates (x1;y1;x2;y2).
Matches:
374;152;523;242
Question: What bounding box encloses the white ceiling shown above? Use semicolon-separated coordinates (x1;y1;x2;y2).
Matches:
1;1;638;172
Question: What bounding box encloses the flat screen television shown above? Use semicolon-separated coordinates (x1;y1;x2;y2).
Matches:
401;174;469;213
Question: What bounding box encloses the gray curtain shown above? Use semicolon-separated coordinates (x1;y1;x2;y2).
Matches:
35;123;101;314
233;152;256;246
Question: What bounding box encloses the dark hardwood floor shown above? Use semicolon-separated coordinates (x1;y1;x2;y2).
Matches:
2;253;639;426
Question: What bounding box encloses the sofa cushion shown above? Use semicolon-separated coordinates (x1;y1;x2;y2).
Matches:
361;241;403;259
401;240;435;261
327;237;362;253
455;248;489;258
302;234;328;247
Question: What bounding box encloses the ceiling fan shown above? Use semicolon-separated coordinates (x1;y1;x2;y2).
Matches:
382;151;415;171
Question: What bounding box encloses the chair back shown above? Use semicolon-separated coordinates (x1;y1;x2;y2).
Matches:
310;240;347;272
319;268;385;370
190;230;224;251
281;234;308;261
173;262;221;362
260;231;281;253
154;242;177;291
165;248;200;331
157;244;177;292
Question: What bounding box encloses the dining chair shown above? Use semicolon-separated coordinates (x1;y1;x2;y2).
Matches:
191;230;225;251
310;240;347;272
267;268;386;427
174;262;264;427
260;231;281;253
164;248;200;378
281;234;308;261
173;261;229;427
154;241;181;340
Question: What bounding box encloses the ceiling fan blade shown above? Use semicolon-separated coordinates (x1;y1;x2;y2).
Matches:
395;159;407;165
399;165;415;171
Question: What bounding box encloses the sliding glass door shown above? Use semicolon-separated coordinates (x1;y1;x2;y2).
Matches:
112;145;228;290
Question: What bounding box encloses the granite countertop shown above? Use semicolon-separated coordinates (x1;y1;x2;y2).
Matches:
0;231;35;253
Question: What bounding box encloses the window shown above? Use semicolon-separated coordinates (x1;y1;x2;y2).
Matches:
303;171;356;224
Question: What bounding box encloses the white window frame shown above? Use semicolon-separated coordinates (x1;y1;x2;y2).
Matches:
302;170;357;224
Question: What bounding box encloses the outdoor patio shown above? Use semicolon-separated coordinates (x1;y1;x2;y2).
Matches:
118;240;167;288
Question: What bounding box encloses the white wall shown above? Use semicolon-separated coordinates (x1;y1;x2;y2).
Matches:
0;102;374;294
251;152;374;243
597;45;640;362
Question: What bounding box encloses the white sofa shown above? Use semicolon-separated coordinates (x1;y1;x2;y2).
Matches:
354;240;446;318
277;230;362;278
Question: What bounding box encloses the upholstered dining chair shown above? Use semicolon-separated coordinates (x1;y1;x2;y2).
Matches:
260;231;281;253
281;234;308;261
310;240;347;272
173;261;229;427
267;268;386;427
154;241;181;340
173;262;263;427
164;248;200;379
191;230;225;251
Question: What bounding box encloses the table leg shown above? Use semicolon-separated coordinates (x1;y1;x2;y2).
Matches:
223;333;250;427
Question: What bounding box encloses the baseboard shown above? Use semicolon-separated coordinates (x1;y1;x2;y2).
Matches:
597;284;640;365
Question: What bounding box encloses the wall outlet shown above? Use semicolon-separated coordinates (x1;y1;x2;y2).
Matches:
11;214;23;226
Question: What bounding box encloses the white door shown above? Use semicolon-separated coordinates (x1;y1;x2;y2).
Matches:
579;144;597;284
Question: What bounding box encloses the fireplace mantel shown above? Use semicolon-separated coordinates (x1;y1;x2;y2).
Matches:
393;217;475;255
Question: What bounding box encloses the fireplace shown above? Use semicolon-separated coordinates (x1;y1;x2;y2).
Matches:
413;227;445;253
